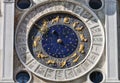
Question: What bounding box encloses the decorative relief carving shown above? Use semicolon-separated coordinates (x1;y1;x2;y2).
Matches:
36;65;47;76
45;69;55;79
74;65;83;75
56;70;65;80
65;69;75;79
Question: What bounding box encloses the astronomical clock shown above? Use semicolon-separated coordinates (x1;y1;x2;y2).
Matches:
14;0;105;83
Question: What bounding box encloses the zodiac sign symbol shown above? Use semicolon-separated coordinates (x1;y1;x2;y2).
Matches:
64;17;70;24
71;53;77;58
60;60;67;68
75;26;84;31
80;34;87;42
52;16;60;24
73;22;79;28
33;36;41;47
79;43;85;54
46;60;55;65
73;56;80;63
40;20;49;34
37;53;48;59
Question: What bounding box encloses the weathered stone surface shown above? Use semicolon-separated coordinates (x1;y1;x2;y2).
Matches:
1;0;119;82
14;0;105;82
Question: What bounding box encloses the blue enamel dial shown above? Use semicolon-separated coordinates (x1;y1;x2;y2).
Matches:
28;13;91;69
42;25;78;58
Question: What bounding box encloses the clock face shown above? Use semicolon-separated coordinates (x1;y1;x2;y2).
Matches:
15;0;105;82
28;13;91;69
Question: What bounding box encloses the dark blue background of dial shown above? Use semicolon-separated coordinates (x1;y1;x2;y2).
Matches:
42;25;78;58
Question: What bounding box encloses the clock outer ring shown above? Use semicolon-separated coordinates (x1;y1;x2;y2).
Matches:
15;0;105;82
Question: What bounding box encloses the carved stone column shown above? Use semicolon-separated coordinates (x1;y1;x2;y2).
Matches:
105;0;119;82
0;0;15;82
